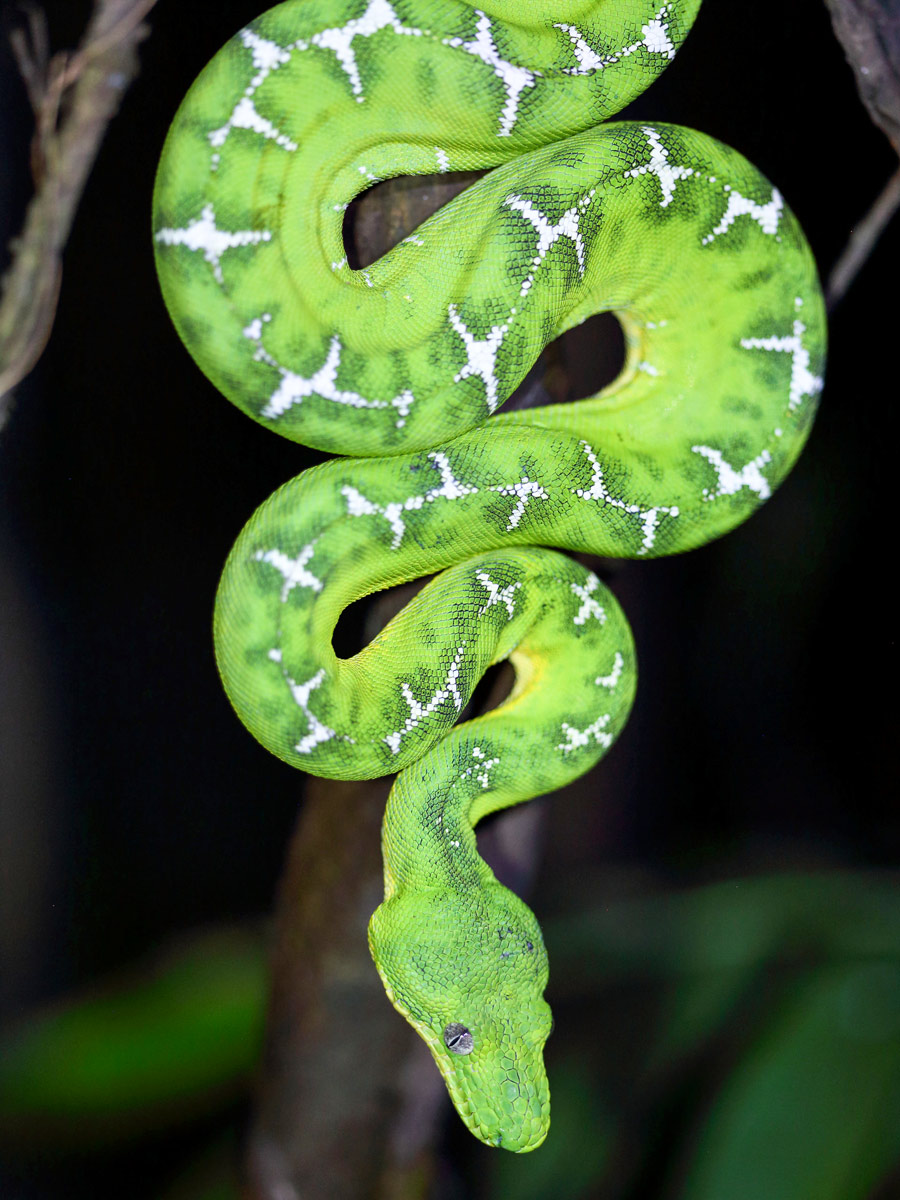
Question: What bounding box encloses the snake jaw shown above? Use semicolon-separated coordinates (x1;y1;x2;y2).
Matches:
422;1011;552;1153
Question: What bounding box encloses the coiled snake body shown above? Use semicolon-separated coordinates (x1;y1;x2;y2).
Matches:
153;0;825;1152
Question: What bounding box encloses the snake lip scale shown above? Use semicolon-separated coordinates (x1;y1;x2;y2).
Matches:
153;0;826;1153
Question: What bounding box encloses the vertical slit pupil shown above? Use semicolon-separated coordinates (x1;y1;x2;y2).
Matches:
444;1022;474;1054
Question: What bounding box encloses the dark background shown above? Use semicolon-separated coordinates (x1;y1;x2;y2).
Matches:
0;0;897;1195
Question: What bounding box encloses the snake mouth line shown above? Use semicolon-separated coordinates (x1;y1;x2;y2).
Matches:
369;940;549;1151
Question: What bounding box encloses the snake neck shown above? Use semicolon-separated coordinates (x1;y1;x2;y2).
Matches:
380;734;504;899
369;726;554;1155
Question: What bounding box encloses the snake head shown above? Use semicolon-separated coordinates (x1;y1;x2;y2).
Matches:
368;883;552;1152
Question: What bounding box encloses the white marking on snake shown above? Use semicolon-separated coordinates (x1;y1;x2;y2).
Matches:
618;125;782;243
701;187;783;245
254;542;323;600
448;304;510;413
297;0;423;101
424;451;481;501
342;486;407;547
476;570;521;618
241;27;292;88
154;205;271;284
284;668;337;755
741;317;823;410
384;644;467;755
504;190;595;297
569;574;606;626
692;445;773;501
444;11;537;137
206;30;293;166
209;96;298;159
390;391;416;427
558;713;613;754
489;476;549;530
572;440;679;554
553;21;604;72
241;320;414;425
626;126;694;207
435;147;450;172
460;744;500;789
596;652;625;690
555;3;674;72
343;451;478;549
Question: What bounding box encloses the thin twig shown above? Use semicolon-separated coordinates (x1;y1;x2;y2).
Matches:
64;0;158;75
0;0;158;428
9;8;49;122
826;164;900;311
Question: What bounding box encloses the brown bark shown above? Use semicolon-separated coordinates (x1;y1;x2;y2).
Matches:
244;775;436;1200
822;0;900;308
0;1;157;426
243;544;455;1199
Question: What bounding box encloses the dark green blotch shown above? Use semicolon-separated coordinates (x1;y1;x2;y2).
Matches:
414;54;438;105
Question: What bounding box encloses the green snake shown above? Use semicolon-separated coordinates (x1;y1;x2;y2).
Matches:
152;0;825;1153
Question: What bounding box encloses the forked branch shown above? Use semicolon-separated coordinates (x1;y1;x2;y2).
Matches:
0;0;157;425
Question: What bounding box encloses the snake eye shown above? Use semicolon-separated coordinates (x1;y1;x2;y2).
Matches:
443;1023;474;1055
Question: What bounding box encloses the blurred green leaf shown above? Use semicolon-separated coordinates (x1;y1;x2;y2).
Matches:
649;966;759;1070
4;869;899;1191
0;927;266;1150
158;1134;241;1200
547;871;900;1071
548;873;900;984
677;962;900;1200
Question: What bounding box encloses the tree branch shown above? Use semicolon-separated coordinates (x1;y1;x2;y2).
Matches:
243;561;461;1199
0;0;157;426
822;0;900;309
825;163;900;311
243;774;424;1200
241;167;626;1196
